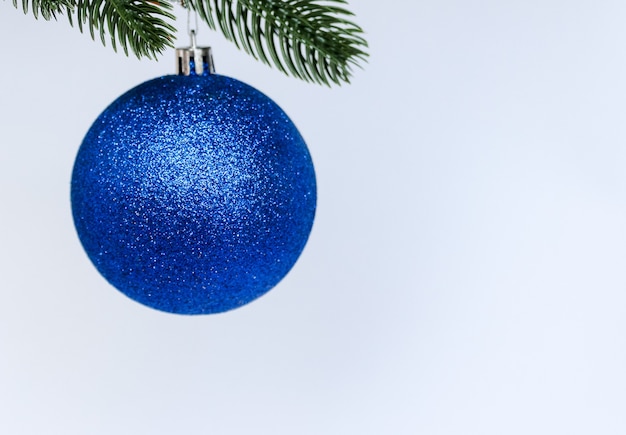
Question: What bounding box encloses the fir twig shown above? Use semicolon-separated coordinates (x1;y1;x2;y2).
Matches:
11;0;176;59
189;0;368;85
70;0;177;60
9;0;368;85
12;0;74;20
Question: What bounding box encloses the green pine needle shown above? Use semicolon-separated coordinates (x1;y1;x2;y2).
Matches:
190;0;368;85
13;0;74;20
9;0;367;85
70;0;177;60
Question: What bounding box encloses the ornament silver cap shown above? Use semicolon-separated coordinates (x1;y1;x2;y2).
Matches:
176;30;215;76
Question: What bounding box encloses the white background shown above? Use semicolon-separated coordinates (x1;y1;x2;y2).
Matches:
1;1;626;434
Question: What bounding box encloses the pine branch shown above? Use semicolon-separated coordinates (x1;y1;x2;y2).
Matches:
12;0;74;20
10;0;368;85
12;0;176;59
70;0;177;60
189;0;368;85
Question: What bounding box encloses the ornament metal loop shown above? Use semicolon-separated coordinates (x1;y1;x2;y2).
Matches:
176;28;215;76
176;45;215;76
175;1;214;76
187;6;199;40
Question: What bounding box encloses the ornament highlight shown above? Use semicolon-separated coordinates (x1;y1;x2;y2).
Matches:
71;53;316;315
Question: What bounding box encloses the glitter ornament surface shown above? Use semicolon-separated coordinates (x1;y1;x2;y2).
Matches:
71;74;316;314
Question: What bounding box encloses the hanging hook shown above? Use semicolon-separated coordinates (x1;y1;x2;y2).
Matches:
187;6;199;47
175;0;215;76
189;29;197;50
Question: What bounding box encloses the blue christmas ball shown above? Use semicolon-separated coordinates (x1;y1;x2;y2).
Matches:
71;74;316;315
